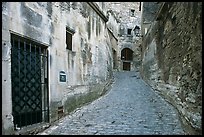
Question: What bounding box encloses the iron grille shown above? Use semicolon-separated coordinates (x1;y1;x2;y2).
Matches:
11;34;49;129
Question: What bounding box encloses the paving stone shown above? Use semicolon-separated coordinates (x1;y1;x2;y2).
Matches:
37;71;185;135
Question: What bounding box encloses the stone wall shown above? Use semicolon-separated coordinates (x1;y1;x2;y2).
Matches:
140;2;202;135
106;2;142;71
2;2;114;134
140;2;161;36
106;10;119;70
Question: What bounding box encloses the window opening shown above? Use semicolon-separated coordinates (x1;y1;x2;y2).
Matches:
127;29;132;35
66;31;72;50
130;9;135;16
139;2;141;11
66;27;75;51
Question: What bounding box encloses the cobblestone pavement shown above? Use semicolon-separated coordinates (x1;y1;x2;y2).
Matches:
38;71;185;135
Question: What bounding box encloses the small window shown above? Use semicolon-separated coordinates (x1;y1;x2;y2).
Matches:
130;9;135;16
66;31;72;50
139;2;141;11
66;27;75;50
127;29;132;35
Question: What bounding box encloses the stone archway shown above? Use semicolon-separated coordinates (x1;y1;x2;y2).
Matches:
121;48;133;71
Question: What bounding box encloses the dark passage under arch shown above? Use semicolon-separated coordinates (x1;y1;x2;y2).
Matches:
121;48;133;71
121;48;133;61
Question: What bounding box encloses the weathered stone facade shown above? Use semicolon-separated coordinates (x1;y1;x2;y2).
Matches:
140;2;202;135
106;2;142;71
2;2;117;134
140;2;161;36
106;10;120;70
3;2;201;135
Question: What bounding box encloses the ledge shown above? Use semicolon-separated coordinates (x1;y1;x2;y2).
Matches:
87;2;108;22
107;28;118;41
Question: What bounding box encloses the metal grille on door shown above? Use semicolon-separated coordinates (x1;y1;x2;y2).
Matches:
11;34;49;129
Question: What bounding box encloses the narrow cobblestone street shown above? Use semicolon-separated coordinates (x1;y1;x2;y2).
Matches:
38;71;185;135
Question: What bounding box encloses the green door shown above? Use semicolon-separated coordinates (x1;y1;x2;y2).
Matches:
11;34;49;128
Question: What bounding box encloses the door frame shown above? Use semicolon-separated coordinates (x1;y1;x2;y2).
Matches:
10;33;49;129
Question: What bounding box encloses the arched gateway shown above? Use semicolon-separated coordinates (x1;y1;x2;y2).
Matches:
121;48;133;71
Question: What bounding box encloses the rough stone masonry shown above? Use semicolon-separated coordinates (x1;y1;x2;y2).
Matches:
140;2;202;135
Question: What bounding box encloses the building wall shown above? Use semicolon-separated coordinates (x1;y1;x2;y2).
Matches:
140;2;161;37
2;2;114;134
140;2;202;135
106;10;119;70
106;2;142;71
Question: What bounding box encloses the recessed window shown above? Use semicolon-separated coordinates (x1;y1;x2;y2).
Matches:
127;28;132;35
139;2;141;11
130;9;135;16
66;27;75;50
66;31;72;50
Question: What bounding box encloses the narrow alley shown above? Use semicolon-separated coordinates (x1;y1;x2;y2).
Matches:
37;71;185;135
2;2;202;135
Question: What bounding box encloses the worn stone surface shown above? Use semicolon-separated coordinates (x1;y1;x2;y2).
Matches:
106;2;142;71
140;2;202;135
2;2;115;134
140;2;161;36
37;71;185;135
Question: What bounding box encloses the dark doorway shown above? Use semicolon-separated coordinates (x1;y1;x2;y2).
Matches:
123;62;131;71
11;34;49;129
121;48;133;71
121;48;133;61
